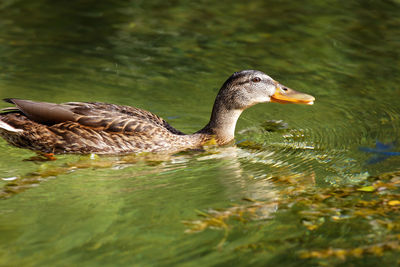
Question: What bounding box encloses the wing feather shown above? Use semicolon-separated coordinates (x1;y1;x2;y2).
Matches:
2;99;185;136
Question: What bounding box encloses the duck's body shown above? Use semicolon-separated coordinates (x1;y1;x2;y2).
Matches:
0;70;315;154
0;101;210;154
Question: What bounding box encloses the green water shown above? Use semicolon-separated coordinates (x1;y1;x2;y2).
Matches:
1;0;400;266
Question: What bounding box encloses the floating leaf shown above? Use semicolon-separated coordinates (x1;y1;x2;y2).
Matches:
202;137;218;146
388;200;400;206
357;186;376;192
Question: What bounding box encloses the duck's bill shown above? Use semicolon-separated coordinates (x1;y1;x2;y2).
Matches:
271;84;315;105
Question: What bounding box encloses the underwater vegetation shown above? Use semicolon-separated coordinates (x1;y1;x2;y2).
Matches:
184;168;400;264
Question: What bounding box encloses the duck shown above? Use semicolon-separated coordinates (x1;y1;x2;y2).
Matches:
0;70;315;155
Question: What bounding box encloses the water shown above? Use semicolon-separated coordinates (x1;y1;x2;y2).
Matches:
1;0;400;266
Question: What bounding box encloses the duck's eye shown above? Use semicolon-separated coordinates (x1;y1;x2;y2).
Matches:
252;77;261;83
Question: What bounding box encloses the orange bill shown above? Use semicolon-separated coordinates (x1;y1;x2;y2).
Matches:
270;83;315;105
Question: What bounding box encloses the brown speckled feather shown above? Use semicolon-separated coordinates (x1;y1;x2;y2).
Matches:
0;100;207;154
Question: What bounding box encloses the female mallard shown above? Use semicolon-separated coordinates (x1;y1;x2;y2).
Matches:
0;70;315;154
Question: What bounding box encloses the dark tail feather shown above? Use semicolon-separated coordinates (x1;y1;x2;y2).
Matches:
1;108;20;114
3;98;17;104
1;99;19;113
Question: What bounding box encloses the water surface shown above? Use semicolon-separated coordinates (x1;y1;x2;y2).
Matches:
1;0;400;266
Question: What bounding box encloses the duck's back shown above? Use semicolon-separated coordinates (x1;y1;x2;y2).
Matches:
0;99;194;154
63;102;185;136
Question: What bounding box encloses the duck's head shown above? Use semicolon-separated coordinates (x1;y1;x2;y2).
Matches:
217;70;315;110
201;70;315;144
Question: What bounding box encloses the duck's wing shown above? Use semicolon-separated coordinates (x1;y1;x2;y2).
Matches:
2;99;185;136
64;101;186;135
2;98;76;124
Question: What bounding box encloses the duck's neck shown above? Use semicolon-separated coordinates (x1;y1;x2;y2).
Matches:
197;100;243;144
